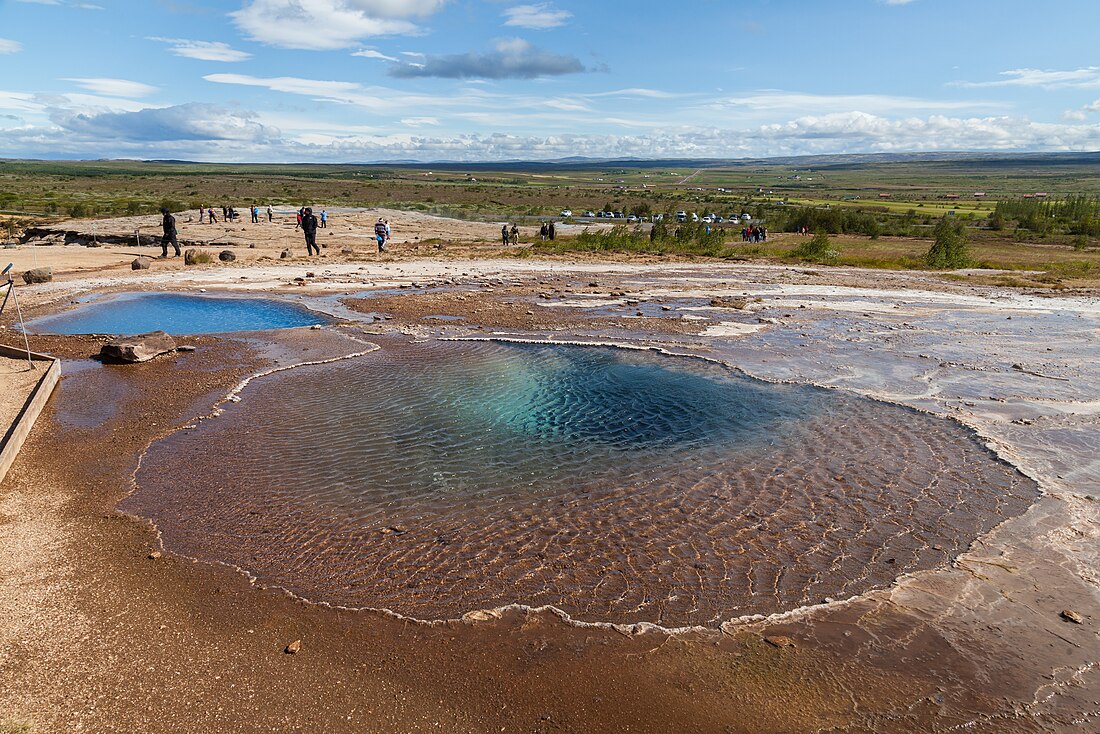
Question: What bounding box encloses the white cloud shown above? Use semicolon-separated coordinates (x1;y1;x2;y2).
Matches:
400;117;439;126
0;39;22;54
714;91;1005;114
352;49;399;62
231;0;446;51
881;0;917;5
49;103;277;142
63;78;159;98
953;67;1100;90
389;37;586;79
503;3;571;30
149;37;252;62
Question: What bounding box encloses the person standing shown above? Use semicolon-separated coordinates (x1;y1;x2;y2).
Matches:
251;204;259;223
301;207;320;256
160;207;181;258
266;205;273;222
501;224;509;246
208;207;217;224
539;222;548;241
199;206;205;224
374;217;389;252
548;221;556;241
510;223;519;245
320;210;328;229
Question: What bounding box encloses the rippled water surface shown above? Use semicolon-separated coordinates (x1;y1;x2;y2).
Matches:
30;292;326;335
126;340;1038;626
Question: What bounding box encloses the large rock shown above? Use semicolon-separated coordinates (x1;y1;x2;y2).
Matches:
22;267;52;284
100;331;177;364
218;250;236;262
132;257;151;270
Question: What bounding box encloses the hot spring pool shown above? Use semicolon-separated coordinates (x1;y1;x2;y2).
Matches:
126;339;1038;627
29;292;327;335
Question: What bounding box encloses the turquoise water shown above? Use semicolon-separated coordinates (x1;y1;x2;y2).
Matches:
128;340;1037;626
29;292;326;335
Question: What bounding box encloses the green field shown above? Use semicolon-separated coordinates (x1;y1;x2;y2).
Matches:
2;155;1099;287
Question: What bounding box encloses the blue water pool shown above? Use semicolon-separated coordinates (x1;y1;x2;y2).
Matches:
29;292;327;335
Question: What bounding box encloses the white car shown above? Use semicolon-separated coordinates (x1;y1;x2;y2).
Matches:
741;213;752;221
675;210;687;222
583;211;595;217
560;210;573;217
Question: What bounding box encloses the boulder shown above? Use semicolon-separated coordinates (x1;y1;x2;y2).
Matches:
100;331;177;364
22;267;52;284
218;250;236;262
132;257;151;270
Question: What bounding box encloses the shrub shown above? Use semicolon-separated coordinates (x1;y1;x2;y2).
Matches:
925;217;970;268
184;249;215;265
790;231;839;264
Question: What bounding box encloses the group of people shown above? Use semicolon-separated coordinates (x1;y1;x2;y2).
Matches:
539;221;556;241
198;205;279;224
741;225;767;243
500;223;519;246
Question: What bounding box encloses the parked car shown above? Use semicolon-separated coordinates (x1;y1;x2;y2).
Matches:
741;213;752;221
701;216;713;224
653;213;664;221
612;211;624;219
627;215;638;222
560;210;573;217
675;210;687;222
691;212;699;222
583;211;596;217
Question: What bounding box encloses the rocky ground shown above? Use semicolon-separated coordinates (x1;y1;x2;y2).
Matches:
0;211;1096;733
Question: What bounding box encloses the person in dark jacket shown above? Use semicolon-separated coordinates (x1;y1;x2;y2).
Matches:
160;207;180;257
301;207;320;256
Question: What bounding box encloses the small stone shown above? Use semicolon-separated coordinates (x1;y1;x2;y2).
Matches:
280;249;293;259
176;345;197;352
1060;609;1083;624
218;250;236;262
285;639;302;654
21;267;52;284
764;635;796;649
100;331;177;363
147;550;162;560
310;325;322;330
305;272;316;278
131;257;151;270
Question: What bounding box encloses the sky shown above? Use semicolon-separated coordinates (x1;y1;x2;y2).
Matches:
1;0;1100;163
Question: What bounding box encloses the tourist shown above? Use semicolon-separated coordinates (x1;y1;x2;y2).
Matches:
301;207;320;256
374;217;389;252
222;205;227;221
548;221;556;241
266;205;273;222
501;224;509;246
510;223;519;246
540;222;548;241
199;206;205;224
251;205;259;224
208;207;217;224
320;210;327;229
160;207;181;258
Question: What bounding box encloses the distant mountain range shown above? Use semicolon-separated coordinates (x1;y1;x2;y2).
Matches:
77;150;1100;170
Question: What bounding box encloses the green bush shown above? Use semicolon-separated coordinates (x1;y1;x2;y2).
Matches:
925;217;970;268
790;231;839;264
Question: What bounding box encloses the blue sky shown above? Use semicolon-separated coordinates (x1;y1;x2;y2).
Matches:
1;0;1099;162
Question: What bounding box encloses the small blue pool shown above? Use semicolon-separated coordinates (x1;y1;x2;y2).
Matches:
29;292;327;335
